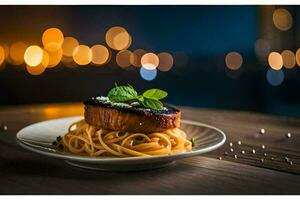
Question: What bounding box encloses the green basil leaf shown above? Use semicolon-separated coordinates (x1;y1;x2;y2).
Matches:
142;89;168;100
141;97;163;110
107;86;138;102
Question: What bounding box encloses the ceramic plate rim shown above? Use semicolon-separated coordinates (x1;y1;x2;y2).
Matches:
16;116;226;163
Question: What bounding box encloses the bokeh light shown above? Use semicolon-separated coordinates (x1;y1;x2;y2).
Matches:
42;28;64;52
273;8;293;31
268;52;283;70
140;67;157;81
116;50;132;68
0;45;5;65
91;44;110;65
281;50;295;69
105;26;131;51
254;39;270;61
46;48;63;68
157;52;174;72
9;42;27;65
266;69;284;86
225;52;243;70
141;53;159;70
62;37;79;57
131;49;146;67
296;48;300;67
26;51;49;75
72;45;92;66
24;45;44;67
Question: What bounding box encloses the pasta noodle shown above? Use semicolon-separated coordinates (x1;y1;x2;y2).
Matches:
60;119;192;157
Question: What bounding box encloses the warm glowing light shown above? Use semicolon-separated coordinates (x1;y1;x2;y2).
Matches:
0;45;5;65
72;45;92;66
273;8;293;31
131;49;146;67
24;45;44;67
296;48;300;67
105;26;131;51
268;52;283;70
42;28;64;52
116;50;132;68
62;37;79;57
225;52;243;70
281;50;295;69
91;45;110;65
9;42;27;65
141;53;159;70
46;48;63;68
140;67;157;81
157;52;174;72
266;69;284;86
26;51;49;75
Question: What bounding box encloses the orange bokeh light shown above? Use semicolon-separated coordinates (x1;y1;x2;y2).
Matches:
225;52;243;70
9;42;27;65
91;44;110;65
116;50;132;68
105;26;131;51
273;8;293;31
131;49;146;67
72;45;92;65
296;48;300;67
62;37;79;57
157;52;174;72
141;53;159;70
46;48;63;68
24;45;44;67
268;52;283;70
0;45;5;65
42;28;64;52
281;50;295;69
26;50;49;75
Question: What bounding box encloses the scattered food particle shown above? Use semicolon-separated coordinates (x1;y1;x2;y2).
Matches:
252;149;256;154
3;125;7;131
260;128;265;134
241;150;245;155
229;142;233;147
264;153;267;157
230;148;234;152
289;161;293;165
261;158;264;163
271;157;274;160
286;133;292;138
238;141;242;145
234;155;238;159
285;156;290;162
219;157;222;160
224;152;228;155
261;145;265;149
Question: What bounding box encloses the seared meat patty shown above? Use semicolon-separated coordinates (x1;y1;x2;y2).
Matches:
84;96;181;133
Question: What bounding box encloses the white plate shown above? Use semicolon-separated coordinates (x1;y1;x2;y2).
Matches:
16;116;226;171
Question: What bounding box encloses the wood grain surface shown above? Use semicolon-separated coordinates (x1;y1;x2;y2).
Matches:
0;103;300;194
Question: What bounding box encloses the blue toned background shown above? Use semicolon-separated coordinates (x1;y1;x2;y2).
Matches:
0;5;299;118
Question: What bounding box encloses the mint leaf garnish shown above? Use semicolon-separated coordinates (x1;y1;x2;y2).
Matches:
107;84;168;110
107;85;138;102
142;89;168;100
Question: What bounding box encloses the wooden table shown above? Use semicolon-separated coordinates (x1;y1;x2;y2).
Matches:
0;103;300;194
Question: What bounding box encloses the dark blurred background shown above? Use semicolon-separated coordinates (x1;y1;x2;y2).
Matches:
0;5;300;117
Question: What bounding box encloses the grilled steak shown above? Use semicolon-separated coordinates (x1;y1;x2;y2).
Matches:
84;96;181;133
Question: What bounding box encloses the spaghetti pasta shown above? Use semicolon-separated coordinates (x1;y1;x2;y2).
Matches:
60;119;192;157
